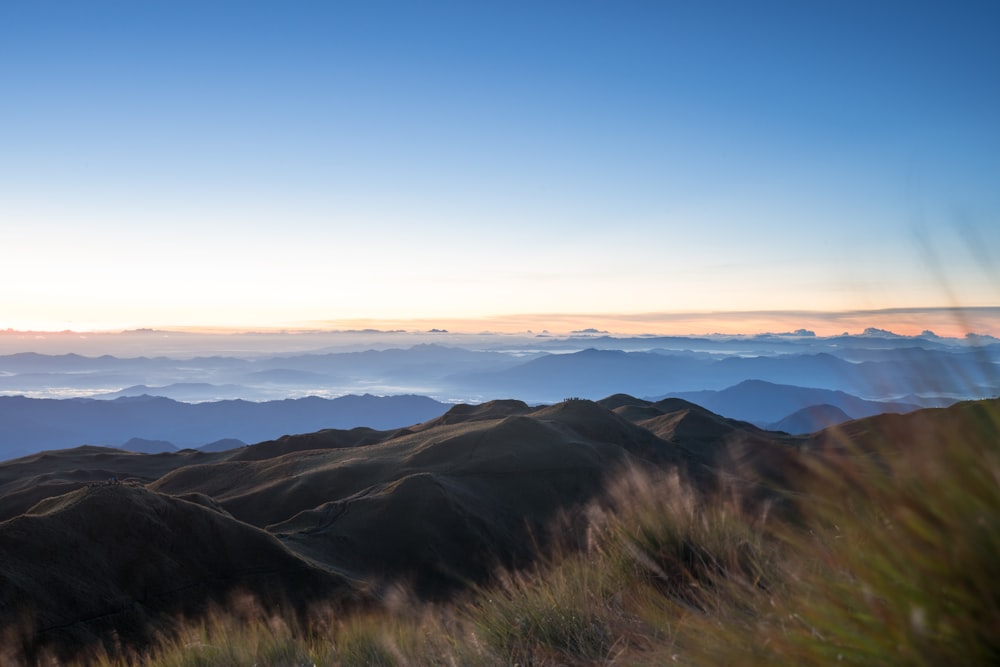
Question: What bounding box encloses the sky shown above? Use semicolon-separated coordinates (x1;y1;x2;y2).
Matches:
2;1;999;335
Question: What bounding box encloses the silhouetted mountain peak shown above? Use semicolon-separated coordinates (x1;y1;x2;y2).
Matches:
640;408;737;442
651;397;706;413
231;426;395;462
596;393;650;410
198;438;247;452
417;399;532;430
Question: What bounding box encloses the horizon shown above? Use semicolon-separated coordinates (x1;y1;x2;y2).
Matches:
5;306;1000;339
3;2;999;333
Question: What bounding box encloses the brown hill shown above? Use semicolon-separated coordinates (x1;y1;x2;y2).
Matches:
0;484;354;657
0;395;807;656
806;397;1000;454
228;426;397;462
530;398;678;464
268;411;663;595
605;394;801;493
413;399;533;430
1;394;995;662
0;446;225;522
152;403;680;594
596;393;653;411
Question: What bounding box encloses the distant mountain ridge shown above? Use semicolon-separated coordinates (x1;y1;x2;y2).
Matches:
0;377;949;461
768;404;855;434
2;335;996;404
0;393;449;460
452;348;998;403
667;379;920;427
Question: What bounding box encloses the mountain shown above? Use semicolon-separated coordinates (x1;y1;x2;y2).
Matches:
453;346;1000;404
120;437;178;454
3;394;995;658
0;446;226;522
453;349;707;402
666;379;921;426
0;345;533;402
805;397;1000;455
0;394;801;654
0;393;449;460
100;382;266;402
0;484;353;653
198;437;248;452
769;404;854;434
596;394;798;492
452;349;900;403
3;336;996;404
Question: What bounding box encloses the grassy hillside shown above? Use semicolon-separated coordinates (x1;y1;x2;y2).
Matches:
3;397;998;665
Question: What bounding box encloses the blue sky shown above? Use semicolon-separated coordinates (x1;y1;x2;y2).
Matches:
2;1;998;333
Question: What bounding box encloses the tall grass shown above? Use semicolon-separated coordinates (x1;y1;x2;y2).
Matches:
676;400;1000;666
702;401;1000;666
17;399;1000;666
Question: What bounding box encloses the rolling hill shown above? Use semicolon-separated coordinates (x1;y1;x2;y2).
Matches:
0;484;353;655
0;394;799;654
2;395;994;658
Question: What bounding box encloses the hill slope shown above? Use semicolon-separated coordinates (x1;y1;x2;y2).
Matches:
8;393;944;656
0;484;353;654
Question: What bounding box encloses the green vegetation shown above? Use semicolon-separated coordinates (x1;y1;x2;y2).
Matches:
18;400;1000;666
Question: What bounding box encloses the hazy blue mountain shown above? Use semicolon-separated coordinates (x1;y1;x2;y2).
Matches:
120;437;178;454
454;349;864;403
0;345;533;401
198;438;248;452
241;369;336;384
768;404;854;434
451;349;708;402
0;394;449;461
101;383;266;402
849;349;1000;397
456;347;998;404
709;354;859;392
2;335;995;405
252;344;531;382
667;380;921;427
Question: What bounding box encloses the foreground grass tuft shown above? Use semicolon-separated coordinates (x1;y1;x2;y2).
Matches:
470;558;620;665
681;402;1000;667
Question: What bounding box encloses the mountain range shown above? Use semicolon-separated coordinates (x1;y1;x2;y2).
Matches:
2;394;995;658
0;393;792;653
0;378;926;460
455;347;1000;403
2;332;997;405
0;394;448;459
669;379;920;428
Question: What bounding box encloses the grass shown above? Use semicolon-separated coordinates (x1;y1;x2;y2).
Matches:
678;401;1000;667
10;399;1000;666
741;408;1000;666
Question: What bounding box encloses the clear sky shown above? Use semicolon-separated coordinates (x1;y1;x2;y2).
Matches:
2;1;999;334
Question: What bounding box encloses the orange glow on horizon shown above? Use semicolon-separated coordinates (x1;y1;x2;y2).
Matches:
146;310;1000;338
4;308;999;339
302;310;997;339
